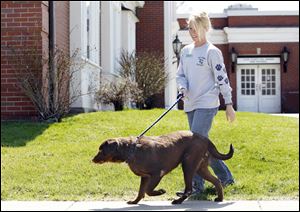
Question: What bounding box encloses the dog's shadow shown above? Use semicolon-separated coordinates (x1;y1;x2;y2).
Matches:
92;201;234;211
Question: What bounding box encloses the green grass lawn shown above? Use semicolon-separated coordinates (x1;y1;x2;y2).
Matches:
1;109;299;201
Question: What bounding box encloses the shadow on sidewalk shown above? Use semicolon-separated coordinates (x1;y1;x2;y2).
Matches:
92;201;234;211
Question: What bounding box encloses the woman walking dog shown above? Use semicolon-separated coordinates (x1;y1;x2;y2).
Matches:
176;12;235;196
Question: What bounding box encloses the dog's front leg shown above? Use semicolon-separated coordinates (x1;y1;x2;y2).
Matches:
146;174;165;196
127;177;149;204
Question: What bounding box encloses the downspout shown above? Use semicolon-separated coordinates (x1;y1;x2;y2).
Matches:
49;1;55;116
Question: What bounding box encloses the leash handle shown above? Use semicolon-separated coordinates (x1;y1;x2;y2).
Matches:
136;93;183;140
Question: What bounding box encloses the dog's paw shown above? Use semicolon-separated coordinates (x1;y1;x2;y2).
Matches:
158;189;166;194
127;200;138;204
171;199;183;204
214;197;223;202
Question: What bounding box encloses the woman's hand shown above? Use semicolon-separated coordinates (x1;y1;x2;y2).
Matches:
179;88;188;100
226;104;236;122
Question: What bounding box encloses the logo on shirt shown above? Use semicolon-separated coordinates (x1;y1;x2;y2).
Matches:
196;57;206;66
217;75;224;81
215;64;222;71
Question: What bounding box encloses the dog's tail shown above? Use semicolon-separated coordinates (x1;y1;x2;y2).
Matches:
208;141;234;160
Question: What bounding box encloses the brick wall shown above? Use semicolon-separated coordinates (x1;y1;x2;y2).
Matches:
1;1;70;120
228;16;299;27
178;18;188;30
210;18;228;29
215;44;234;109
136;1;165;108
136;1;164;54
1;1;48;120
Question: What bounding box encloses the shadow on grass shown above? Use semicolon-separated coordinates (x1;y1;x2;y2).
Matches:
1;121;51;147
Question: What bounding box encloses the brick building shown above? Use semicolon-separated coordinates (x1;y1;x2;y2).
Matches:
2;2;298;121
177;5;299;113
1;1;179;120
1;1;149;120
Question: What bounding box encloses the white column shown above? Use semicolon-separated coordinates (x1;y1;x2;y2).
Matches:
164;1;179;109
122;10;139;54
70;1;101;112
112;2;122;74
89;1;100;65
101;2;122;75
100;2;114;77
70;1;84;108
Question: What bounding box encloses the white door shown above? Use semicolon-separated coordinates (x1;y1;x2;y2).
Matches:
237;65;281;113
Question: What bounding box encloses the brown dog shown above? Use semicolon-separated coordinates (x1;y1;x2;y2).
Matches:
92;131;233;204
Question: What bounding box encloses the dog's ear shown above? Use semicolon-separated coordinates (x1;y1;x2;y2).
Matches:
107;139;119;152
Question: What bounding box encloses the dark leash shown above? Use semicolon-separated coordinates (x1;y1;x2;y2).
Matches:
136;93;184;141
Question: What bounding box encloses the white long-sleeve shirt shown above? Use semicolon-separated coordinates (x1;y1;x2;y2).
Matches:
176;41;232;112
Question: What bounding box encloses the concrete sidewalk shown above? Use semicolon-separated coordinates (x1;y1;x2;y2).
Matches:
269;113;299;118
1;200;299;211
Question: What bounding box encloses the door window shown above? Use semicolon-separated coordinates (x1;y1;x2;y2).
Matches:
241;68;256;96
261;69;276;96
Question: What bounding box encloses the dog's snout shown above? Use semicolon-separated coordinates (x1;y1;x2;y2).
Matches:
92;154;99;163
92;152;104;164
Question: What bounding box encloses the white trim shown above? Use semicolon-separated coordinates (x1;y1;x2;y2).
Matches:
178;10;299;18
224;27;299;43
237;57;280;65
208;13;228;18
207;30;228;44
178;27;299;45
226;10;299;16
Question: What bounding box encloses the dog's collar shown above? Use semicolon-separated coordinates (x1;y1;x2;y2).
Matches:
125;137;142;163
125;142;138;163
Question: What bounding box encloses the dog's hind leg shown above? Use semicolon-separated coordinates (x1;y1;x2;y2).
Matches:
146;174;165;196
127;177;149;204
172;158;195;204
197;166;223;202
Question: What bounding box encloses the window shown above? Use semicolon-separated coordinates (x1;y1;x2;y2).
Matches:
84;1;100;65
241;69;256;96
